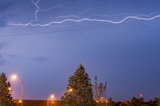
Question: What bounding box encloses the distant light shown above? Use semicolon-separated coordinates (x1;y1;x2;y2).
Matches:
68;88;73;93
8;87;12;91
50;94;55;99
51;101;55;104
140;93;143;98
18;100;22;103
11;74;18;81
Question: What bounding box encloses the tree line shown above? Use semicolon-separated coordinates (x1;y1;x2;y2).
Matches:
0;64;160;106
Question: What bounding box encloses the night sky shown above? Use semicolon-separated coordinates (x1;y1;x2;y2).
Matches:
0;0;160;101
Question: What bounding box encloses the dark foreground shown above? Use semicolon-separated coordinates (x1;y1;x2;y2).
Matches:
14;100;158;106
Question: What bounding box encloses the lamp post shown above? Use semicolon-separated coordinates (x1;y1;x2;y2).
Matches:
47;94;55;106
10;74;24;106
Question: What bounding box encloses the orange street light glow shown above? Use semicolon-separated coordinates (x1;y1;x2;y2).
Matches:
8;87;12;91
68;88;73;93
18;100;23;103
10;73;24;106
50;94;55;99
11;74;18;81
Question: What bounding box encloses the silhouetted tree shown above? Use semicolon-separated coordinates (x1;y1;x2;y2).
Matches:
61;64;95;106
0;73;15;106
154;98;160;106
131;97;144;106
107;98;116;106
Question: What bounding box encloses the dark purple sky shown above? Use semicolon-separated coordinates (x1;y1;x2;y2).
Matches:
0;0;160;101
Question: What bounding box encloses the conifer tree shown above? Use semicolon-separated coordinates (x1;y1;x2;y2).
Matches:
61;64;95;106
0;73;15;106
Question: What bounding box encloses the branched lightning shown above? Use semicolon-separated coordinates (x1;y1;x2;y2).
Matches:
39;4;61;12
9;15;160;27
31;0;40;22
7;0;160;27
45;15;79;19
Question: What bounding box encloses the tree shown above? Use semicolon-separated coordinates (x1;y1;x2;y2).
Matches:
154;98;160;106
130;97;144;106
0;73;15;106
61;64;95;106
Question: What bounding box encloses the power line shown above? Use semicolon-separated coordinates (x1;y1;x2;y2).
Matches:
0;24;112;37
1;18;156;38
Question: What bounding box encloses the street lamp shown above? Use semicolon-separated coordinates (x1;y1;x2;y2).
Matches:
10;73;24;106
47;94;56;106
68;88;73;93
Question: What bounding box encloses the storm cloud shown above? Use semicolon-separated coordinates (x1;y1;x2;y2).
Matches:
0;42;6;65
0;1;13;27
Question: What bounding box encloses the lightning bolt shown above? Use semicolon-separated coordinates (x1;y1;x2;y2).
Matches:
7;0;160;27
9;15;160;27
45;15;79;20
39;4;61;12
31;0;40;22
